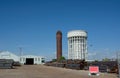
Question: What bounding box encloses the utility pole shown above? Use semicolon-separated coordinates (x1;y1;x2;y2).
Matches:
117;52;120;78
19;47;23;56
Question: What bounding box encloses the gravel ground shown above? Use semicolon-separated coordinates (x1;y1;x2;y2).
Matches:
0;65;117;78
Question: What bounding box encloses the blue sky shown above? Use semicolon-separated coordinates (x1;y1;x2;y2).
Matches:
0;0;120;60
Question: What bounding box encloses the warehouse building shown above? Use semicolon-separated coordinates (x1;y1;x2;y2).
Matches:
0;51;19;62
20;55;45;65
0;51;45;65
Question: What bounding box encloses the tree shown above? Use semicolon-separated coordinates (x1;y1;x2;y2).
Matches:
52;59;57;62
102;58;110;61
59;56;66;60
57;56;66;62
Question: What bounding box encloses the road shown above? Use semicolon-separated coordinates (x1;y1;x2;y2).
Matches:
0;65;117;78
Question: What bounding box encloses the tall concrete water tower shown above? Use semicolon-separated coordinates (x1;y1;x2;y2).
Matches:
67;30;87;60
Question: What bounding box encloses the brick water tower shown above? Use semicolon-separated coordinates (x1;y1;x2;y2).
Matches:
56;30;62;61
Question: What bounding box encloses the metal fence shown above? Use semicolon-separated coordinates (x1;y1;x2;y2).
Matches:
45;60;118;73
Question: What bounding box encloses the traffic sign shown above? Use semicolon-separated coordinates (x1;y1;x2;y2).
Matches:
89;66;99;76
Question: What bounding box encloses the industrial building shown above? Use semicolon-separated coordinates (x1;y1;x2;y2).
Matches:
67;30;88;60
20;55;45;65
0;51;45;65
0;51;20;62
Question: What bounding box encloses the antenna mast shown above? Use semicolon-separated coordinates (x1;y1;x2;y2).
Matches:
19;47;23;56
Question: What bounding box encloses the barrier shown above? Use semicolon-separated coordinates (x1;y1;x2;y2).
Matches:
89;66;99;76
0;59;14;69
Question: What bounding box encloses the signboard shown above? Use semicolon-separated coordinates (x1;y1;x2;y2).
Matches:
89;66;99;76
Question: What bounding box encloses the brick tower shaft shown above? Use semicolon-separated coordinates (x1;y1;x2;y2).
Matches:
56;31;62;61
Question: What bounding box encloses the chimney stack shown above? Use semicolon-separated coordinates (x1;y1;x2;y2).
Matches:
56;30;62;61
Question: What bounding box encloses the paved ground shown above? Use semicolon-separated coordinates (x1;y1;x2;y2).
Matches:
0;65;118;78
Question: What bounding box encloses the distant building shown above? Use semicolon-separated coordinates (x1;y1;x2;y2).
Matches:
0;51;19;62
20;55;45;65
67;30;88;60
0;51;45;65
